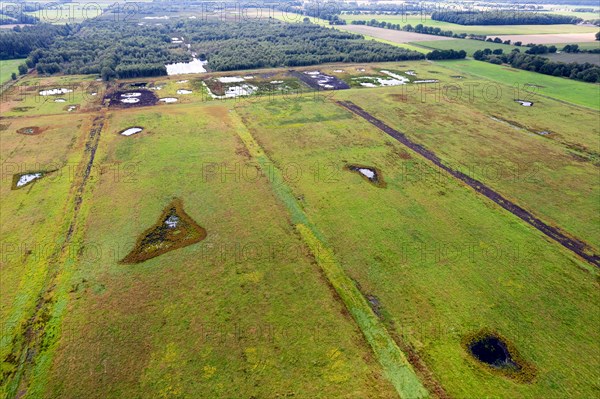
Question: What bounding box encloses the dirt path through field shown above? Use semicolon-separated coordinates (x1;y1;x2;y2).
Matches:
337;100;600;268
3;111;106;398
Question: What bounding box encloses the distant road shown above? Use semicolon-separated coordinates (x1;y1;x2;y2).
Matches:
341;25;454;43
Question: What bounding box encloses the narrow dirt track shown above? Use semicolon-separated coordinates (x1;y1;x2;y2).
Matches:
3;112;106;398
337;100;600;268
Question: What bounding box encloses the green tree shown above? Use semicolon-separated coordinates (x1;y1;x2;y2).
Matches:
18;64;27;75
11;72;17;80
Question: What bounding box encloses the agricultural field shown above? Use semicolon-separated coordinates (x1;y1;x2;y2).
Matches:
411;39;518;56
494;33;599;44
0;58;24;84
1;56;599;398
338;14;599;35
237;88;599;399
341;24;455;43
436;59;599;108
1;2;599;398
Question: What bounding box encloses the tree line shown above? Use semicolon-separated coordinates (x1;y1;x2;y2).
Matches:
431;11;580;25
0;24;70;59
179;20;424;71
473;48;599;82
12;17;426;78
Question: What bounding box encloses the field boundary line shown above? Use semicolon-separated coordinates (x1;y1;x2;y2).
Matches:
233;110;429;399
1;112;107;399
337;100;600;268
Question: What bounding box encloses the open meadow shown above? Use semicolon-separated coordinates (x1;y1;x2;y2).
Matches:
1;56;599;398
0;59;25;85
338;14;599;35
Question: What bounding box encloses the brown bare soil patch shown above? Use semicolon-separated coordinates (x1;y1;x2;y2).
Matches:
345;164;387;188
16;126;43;135
121;198;207;264
342;25;454;43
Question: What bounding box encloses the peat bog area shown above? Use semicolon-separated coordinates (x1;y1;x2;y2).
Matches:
337;100;600;267
463;330;536;383
121;198;207;264
290;70;350;90
346;164;386;188
105;89;158;108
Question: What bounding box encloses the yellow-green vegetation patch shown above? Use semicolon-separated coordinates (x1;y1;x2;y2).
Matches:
0;59;26;84
235;92;599;398
37;102;398;398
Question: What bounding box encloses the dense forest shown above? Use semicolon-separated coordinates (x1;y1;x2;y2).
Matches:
181;20;424;70
17;18;423;78
0;24;70;59
473;48;599;82
431;11;580;25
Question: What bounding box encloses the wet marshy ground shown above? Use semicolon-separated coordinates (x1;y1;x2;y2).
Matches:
291;70;350;90
121;198;207;264
515;100;533;107
106;89;158;108
346;164;386;188
464;330;536;383
11;170;56;190
17;126;42;135
119;127;144;136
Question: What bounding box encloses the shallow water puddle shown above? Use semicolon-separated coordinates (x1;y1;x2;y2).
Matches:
346;164;386;187
159;97;178;103
120;198;207;263
39;88;73;96
464;330;536;382
11;171;54;190
119;127;143;136
515;100;533;106
54;98;66;103
176;89;192;94
469;336;517;368
17;126;41;135
166;58;207;75
217;76;246;83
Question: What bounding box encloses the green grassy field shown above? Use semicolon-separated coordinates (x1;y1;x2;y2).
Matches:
562;41;600;50
236;93;599;399
1;101;400;398
2;58;599;398
0;59;25;84
25;3;108;24
547;10;600;20
436;59;600;109
272;11;429;53
339;14;599;35
411;39;518;55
